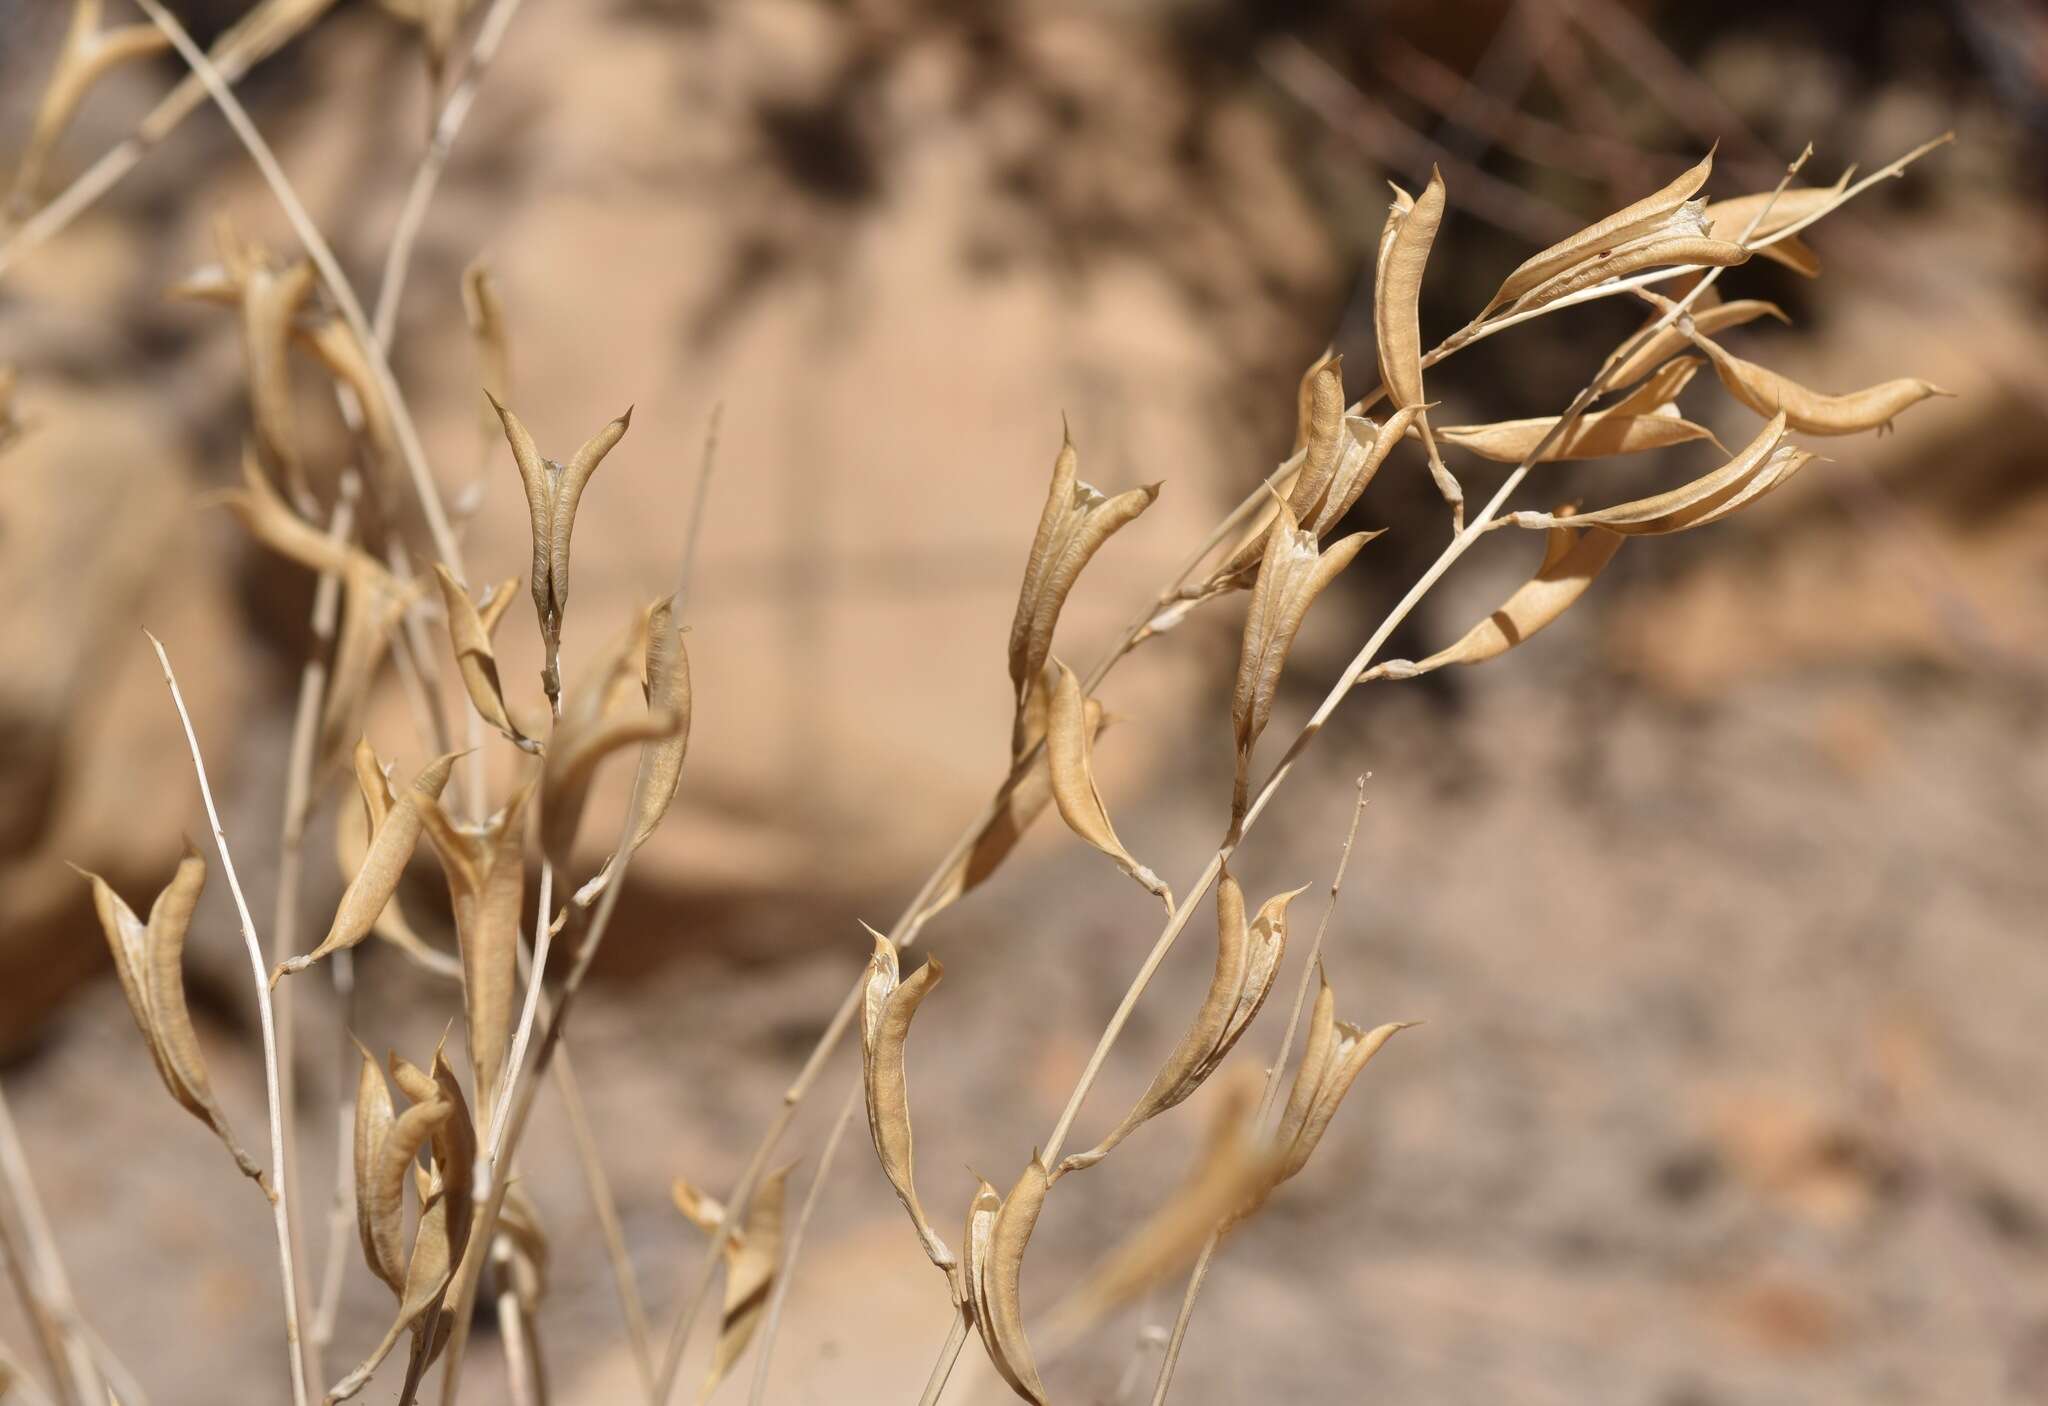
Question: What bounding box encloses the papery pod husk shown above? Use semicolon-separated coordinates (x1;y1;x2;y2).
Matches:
353;1041;402;1291
671;1178;729;1237
463;256;511;416
974;1158;1052;1406
857;928;954;1270
391;1041;478;1269
489;393;631;651
6;0;168;216
300;314;403;504
1507;233;1749;316
333;748;464;981
418;780;534;1116
539;605;680;869
629;595;691;853
1435;403;1713;464
1391;519;1624;678
320;555;419;764
433;565;537;751
275;745;459;983
1046;660;1171;910
1702;175;1850;276
1687;332;1950;436
1005;428;1161;754
78;849;262;1181
1500;412;1811;537
1606;298;1787;390
699;1161;795;1404
217;441;354;578
1213;401;1419;588
1060;874;1301;1174
1374;170;1445;411
1480;150;1715;316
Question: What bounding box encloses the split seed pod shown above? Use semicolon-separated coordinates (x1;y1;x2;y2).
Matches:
699;1162;795;1405
1702;174;1852;276
1232;509;1376;821
857;926;953;1270
489;394;631;703
1046;660;1171;911
7;0;168;216
418;781;534;1115
275;744;459;984
540;603;682;871
433;565;537;751
1006;427;1160;755
1500;412;1813;536
78;849;260;1181
1506;233;1748;316
1060;872;1302;1174
966;1158;1052;1406
1478;150;1716;317
1374;170;1462;522
1606;299;1788;390
333;747;463;982
1686;331;1950;436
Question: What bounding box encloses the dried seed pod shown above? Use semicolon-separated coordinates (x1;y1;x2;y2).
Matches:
1046;660;1171;911
971;1158;1052;1406
7;0;169;217
1480;150;1715;316
1006;427;1160;753
1268;973;1411;1191
1606;299;1787;390
1374;171;1463;524
1702;174;1849;276
1232;510;1376;820
418;781;534;1115
462;256;511;413
699;1162;795;1404
540;604;682;870
78;849;261;1181
671;1179;730;1237
275;745;459;984
857;927;954;1270
433;565;538;752
1687;331;1950;436
1377;519;1624;681
333;749;463;982
195;220;321;510
1500;412;1812;536
352;1041;401;1290
489;394;631;701
629;596;691;853
1213;402;1420;587
298;313;404;502
1507;233;1749;316
361;1085;451;1299
1060;873;1302;1174
1436;404;1713;464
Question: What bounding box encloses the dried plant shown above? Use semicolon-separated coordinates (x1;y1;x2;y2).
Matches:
0;6;1961;1404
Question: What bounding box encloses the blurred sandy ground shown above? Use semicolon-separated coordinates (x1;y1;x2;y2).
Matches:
0;0;2045;1402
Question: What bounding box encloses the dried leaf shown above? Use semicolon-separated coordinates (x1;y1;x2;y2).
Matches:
78;849;261;1181
1500;412;1813;536
1232;510;1375;819
1060;873;1302;1173
275;745;458;983
1607;299;1789;390
1687;331;1950;435
699;1162;795;1404
418;781;534;1114
364;1090;451;1304
1046;660;1171;910
858;927;954;1270
216;441;353;578
1480;150;1715;316
298;314;403;502
539;605;681;869
971;1158;1052;1406
433;564;538;751
1006;428;1160;753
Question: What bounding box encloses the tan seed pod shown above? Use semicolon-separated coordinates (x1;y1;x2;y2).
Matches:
6;0;169;217
418;781;534;1115
1046;660;1171;911
1232;510;1376;820
1373;172;1463;523
489;394;631;701
462;256;511;414
1060;873;1302;1174
974;1157;1052;1406
321;556;418;762
333;749;463;981
1702;174;1850;276
540;605;682;870
1212;404;1421;587
1687;331;1950;436
1604;353;1706;417
298;314;404;503
629;596;692;853
1268;974;1411;1192
77;849;261;1182
353;1041;402;1291
1506;232;1750;316
498;1181;550;1314
1436;404;1713;464
433;564;537;752
213;221;321;510
699;1161;795;1404
1006;427;1161;753
216;441;354;579
275;744;458;984
1606;299;1788;389
857;927;954;1270
363;1089;452;1304
1480;149;1715;316
1500;412;1812;536
670;1179;730;1237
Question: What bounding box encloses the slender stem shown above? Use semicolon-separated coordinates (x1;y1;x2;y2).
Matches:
1149;780;1369;1406
0;1083;100;1406
551;1047;654;1393
916;1309;970;1406
308;943;356;1351
146;632;310;1406
743;1080;859;1406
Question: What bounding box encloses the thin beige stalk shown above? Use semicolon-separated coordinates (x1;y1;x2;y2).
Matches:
145;631;310;1406
744;1079;860;1405
917;1309;971;1406
552;1045;654;1393
0;1082;101;1406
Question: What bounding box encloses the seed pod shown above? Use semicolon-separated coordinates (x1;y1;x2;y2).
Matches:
361;1085;451;1300
1270;974;1411;1190
1480;150;1715;316
1374;171;1463;524
1046;660;1171;911
418;781;534;1115
353;1041;401;1290
629;596;691;853
216;440;354;578
1687;332;1950;436
858;927;954;1270
1702;175;1849;275
462;256;511;414
1437;405;1712;464
78;849;261;1182
193;220;321;510
433;565;537;751
699;1162;795;1404
391;1041;477;1266
1232;509;1376;821
489;393;631;702
6;0;169;217
1006;427;1160;754
1060;873;1302;1174
275;745;458;984
1213;403;1420;587
1607;299;1788;390
671;1179;730;1236
540;603;682;870
333;748;463;982
1507;233;1749;317
972;1158;1052;1406
298;314;404;503
1500;412;1813;536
